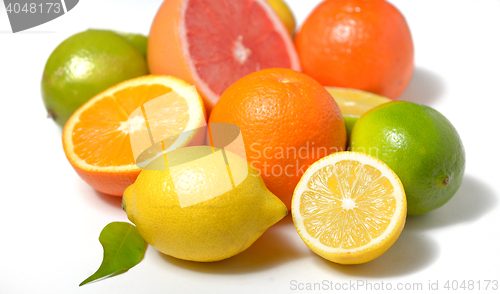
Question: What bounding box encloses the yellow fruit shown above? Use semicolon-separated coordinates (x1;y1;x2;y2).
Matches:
123;145;288;262
266;0;296;37
326;87;392;118
326;87;391;143
291;151;406;264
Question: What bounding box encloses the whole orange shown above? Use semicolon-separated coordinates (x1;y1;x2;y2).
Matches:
295;0;414;99
208;68;346;209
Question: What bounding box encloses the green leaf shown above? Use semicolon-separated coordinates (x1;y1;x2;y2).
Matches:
80;222;147;286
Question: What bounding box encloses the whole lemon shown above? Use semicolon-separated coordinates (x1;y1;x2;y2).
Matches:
41;29;148;126
123;146;287;262
350;101;465;215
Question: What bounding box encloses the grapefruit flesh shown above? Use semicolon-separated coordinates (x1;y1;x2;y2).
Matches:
148;0;301;112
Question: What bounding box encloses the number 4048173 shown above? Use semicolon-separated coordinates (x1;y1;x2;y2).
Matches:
443;280;498;291
5;2;62;14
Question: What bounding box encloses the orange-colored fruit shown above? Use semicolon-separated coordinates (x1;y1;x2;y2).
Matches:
62;75;206;196
208;68;346;209
295;0;414;99
148;0;300;113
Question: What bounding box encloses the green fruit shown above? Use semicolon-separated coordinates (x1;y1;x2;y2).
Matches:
343;116;358;143
114;31;148;59
41;29;148;127
350;101;465;215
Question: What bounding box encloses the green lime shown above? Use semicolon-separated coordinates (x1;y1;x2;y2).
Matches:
114;31;148;59
41;29;148;127
350;101;465;215
343;116;358;142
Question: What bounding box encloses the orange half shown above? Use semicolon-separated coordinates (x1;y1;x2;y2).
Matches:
62;75;206;196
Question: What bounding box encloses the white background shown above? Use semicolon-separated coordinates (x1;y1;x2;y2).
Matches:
1;0;499;293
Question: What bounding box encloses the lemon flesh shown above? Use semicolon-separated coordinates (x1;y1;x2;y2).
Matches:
350;101;466;215
123;146;287;262
292;151;406;264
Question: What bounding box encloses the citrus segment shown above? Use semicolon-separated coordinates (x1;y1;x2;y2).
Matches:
63;75;206;196
292;152;406;264
148;0;300;113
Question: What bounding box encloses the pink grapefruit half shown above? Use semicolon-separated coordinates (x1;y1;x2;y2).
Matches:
148;0;301;113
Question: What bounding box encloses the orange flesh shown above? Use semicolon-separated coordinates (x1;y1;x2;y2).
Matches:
71;84;192;167
300;160;396;249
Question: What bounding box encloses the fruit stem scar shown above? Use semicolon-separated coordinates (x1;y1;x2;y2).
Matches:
233;35;252;64
443;177;450;185
47;109;55;120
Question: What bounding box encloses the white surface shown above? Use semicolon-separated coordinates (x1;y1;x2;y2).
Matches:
1;0;499;293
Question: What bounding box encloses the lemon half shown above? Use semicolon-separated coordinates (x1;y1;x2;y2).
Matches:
291;151;406;264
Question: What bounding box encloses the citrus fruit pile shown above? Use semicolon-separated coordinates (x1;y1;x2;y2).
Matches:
43;0;466;267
